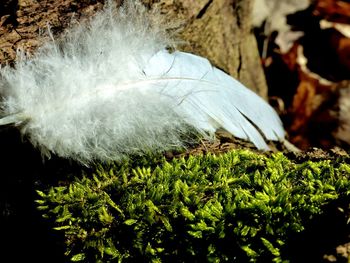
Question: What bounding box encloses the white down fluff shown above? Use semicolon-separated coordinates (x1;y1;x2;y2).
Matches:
0;0;285;164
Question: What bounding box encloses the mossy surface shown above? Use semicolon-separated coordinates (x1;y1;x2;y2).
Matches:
36;150;350;262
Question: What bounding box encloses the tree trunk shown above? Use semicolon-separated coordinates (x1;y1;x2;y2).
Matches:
145;0;268;97
0;0;267;97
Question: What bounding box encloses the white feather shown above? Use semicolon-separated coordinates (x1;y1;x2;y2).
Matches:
0;0;284;163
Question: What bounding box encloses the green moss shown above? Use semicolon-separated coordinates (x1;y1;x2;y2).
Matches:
36;150;350;262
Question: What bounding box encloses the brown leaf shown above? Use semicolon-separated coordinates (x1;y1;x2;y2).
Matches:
314;0;350;24
288;46;339;149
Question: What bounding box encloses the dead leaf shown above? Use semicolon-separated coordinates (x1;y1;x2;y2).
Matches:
288;46;338;149
253;0;310;53
314;0;350;24
320;19;350;38
335;83;350;145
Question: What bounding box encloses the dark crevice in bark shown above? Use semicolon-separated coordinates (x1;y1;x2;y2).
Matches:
196;0;213;19
0;0;19;27
237;45;243;78
233;0;243;28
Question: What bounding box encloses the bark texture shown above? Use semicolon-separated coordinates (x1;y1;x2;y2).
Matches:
0;0;267;97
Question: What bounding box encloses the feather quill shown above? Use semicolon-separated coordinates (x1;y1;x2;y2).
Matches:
0;0;284;163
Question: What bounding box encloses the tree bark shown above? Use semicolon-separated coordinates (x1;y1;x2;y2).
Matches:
0;0;267;97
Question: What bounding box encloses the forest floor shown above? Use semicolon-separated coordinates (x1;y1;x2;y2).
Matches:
1;0;350;262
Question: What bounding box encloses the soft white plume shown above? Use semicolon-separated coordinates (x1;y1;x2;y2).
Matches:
0;0;284;164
